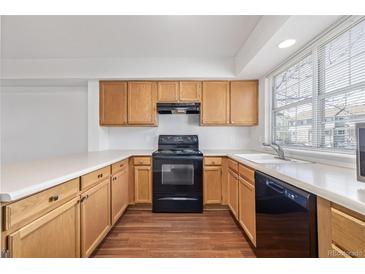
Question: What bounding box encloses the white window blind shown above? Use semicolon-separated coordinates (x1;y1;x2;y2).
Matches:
272;17;365;153
272;54;314;148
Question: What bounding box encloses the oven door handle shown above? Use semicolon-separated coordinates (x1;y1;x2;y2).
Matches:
153;155;203;161
158;197;199;201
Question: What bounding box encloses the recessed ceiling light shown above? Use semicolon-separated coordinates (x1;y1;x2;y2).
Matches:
278;39;296;49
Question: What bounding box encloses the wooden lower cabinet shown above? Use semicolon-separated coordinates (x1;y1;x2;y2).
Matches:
7;197;80;258
80;179;111;257
203;166;222;204
317;197;365;258
228;169;239;218
134;165;152;203
238;177;256;246
111;166;129;225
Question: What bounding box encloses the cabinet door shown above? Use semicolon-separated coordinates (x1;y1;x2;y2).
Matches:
111;166;129;225
134;165;152;203
80;180;111;257
128;81;157;125
157;81;179;102
203;166;222;204
179;81;201;102
201;81;229;125
99;81;128;125
228;170;239;219
239;177;256;246
230;81;258;125
8;197;80;258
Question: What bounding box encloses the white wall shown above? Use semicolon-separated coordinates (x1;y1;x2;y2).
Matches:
107;114;252;150
250;77;269;150
1;86;88;164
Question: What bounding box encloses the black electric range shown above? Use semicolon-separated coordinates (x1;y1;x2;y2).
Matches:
152;135;203;213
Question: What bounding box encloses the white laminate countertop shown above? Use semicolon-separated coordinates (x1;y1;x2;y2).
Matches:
227;153;365;216
1;149;365;216
0;150;154;202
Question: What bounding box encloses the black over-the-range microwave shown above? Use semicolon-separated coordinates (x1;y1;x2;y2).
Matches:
357;123;365;182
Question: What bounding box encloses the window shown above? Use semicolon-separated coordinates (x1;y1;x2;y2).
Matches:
271;17;365;153
272;55;314;148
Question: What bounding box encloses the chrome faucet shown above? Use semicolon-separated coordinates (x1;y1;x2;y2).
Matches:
262;142;286;160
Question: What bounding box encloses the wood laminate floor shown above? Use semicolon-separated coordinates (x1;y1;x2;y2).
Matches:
92;209;256;258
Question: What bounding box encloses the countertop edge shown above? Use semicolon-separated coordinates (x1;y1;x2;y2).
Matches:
0;154;133;202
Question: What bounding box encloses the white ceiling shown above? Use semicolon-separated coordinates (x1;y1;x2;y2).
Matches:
0;15;344;79
1;15;261;59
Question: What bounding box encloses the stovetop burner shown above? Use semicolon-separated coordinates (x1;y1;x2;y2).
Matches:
153;135;203;157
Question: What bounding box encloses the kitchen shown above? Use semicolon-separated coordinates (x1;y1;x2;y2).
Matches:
1;7;365;273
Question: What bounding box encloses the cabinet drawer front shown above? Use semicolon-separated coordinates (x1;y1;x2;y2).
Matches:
4;178;79;231
133;157;151;166
111;159;128;174
204;157;222;166
228;159;238;173
331;207;365;258
81;166;111;191
239;164;255;183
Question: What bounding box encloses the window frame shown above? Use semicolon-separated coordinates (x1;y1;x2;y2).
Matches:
269;15;365;155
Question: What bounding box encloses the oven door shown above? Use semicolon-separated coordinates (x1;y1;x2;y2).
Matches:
153;155;203;194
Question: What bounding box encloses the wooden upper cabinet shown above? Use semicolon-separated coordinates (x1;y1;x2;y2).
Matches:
99;81;128;125
230;81;258;125
128;81;157;125
179;81;201;102
201;81;230;125
157;81;179;102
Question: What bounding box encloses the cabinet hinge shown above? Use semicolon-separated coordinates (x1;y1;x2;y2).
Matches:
1;249;10;258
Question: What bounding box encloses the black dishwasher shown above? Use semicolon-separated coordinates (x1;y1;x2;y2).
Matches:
255;171;317;258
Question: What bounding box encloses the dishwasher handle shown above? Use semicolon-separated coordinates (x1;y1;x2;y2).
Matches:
266;180;285;194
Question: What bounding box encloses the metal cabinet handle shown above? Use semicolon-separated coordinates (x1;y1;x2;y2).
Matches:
49;195;59;202
97;173;103;178
81;194;89;203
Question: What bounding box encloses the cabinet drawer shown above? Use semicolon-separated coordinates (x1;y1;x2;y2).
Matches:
204;157;222;166
133;157;151;166
81;166;111;191
228;159;238;173
4;178;79;231
239;164;255;183
331;207;365;257
111;159;128;174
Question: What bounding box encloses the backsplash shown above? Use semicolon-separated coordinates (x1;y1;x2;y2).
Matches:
107;114;252;150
